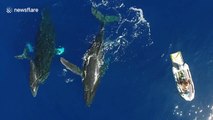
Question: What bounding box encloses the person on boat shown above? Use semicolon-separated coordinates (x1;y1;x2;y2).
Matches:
177;71;191;94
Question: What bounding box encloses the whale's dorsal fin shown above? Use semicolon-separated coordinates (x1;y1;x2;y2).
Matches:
60;57;82;76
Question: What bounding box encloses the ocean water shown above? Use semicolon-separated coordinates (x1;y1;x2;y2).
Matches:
1;0;213;120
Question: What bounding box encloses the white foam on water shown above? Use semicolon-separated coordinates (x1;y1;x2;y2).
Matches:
62;69;67;76
173;104;213;120
208;106;213;120
129;7;151;37
115;7;151;39
129;7;147;24
65;78;74;83
89;0;152;62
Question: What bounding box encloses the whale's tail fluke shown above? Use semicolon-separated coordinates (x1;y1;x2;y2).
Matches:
91;7;120;25
60;57;82;76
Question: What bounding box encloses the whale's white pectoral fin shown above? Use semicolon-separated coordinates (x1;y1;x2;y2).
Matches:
60;57;82;76
15;48;30;60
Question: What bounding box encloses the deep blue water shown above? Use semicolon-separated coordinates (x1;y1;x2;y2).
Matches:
1;0;213;120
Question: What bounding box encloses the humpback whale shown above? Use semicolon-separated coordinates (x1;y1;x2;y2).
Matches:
60;7;119;106
15;9;64;97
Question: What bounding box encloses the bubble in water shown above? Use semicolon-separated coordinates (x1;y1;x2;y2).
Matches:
173;104;213;120
62;69;67;76
89;0;152;63
65;78;74;83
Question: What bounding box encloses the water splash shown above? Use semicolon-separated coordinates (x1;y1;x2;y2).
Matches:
161;43;173;62
58;68;75;84
208;106;213;120
55;46;65;55
89;0;152;63
26;43;34;53
62;68;67;76
65;78;74;83
173;104;213;120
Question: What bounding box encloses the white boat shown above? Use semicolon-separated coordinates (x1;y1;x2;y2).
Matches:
170;51;195;101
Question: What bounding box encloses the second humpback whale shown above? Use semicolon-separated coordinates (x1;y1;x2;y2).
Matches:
60;7;119;106
15;9;64;97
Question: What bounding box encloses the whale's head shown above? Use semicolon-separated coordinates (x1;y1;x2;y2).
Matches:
84;89;96;107
30;81;39;97
83;79;100;107
29;60;39;97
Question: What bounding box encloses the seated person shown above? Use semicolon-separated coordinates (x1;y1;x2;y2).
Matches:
177;71;191;94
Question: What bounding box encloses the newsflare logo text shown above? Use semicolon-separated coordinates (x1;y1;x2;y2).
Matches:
6;7;39;14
